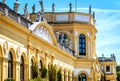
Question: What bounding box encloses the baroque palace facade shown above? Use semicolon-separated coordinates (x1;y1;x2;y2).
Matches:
0;0;116;81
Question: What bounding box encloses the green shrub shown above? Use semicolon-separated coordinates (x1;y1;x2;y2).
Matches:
57;69;62;81
32;63;38;78
30;77;43;81
41;67;47;78
4;78;15;81
48;65;56;81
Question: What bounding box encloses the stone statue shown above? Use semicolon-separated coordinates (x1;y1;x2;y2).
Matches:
55;31;59;42
93;12;95;18
36;12;41;22
59;33;64;45
39;0;44;14
65;39;69;46
68;39;72;49
14;0;20;13
24;3;29;19
69;3;72;12
2;0;6;4
89;5;91;14
32;4;36;13
52;3;55;12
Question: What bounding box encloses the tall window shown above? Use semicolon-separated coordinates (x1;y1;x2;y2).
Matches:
31;59;33;79
20;56;24;81
39;60;42;72
79;34;86;55
79;73;87;81
106;66;110;72
8;52;13;78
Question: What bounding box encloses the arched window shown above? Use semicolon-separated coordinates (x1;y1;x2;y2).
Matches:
79;34;86;55
39;60;43;72
79;73;87;81
20;56;24;81
8;52;13;78
31;59;33;79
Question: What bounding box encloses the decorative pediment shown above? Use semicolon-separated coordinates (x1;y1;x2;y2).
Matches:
33;26;52;44
29;22;57;46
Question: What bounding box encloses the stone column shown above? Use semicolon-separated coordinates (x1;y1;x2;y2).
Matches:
2;58;8;81
24;64;29;81
15;61;20;81
62;70;64;81
0;57;2;81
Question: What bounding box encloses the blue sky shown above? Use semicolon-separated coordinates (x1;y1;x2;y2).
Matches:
1;0;120;64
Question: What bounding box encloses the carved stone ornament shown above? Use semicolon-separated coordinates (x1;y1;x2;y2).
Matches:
74;32;78;36
3;41;8;55
17;47;21;58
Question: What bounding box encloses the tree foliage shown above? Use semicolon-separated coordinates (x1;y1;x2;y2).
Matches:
57;69;62;81
4;78;15;81
32;63;38;78
30;77;43;81
116;65;120;81
41;67;47;78
48;65;57;81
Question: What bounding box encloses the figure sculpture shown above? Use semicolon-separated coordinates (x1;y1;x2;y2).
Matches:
2;0;6;4
24;3;29;19
14;0;20;13
39;0;44;14
69;3;72;12
52;3;55;12
32;4;36;13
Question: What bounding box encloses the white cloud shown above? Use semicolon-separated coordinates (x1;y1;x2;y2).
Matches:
75;7;120;63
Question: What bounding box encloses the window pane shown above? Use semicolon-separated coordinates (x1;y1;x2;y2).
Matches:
20;56;24;80
79;34;86;55
8;52;13;78
106;66;110;72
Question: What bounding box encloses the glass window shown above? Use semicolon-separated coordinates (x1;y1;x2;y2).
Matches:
20;56;24;81
39;60;43;72
8;52;13;78
79;73;87;81
79;34;86;55
106;66;110;72
31;59;33;79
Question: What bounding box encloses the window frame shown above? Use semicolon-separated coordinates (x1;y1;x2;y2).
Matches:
8;52;13;78
79;34;86;55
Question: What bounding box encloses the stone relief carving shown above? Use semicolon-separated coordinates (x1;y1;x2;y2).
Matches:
33;27;52;44
3;41;8;55
17;47;21;58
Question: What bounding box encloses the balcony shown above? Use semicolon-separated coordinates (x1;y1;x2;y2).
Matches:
45;12;95;25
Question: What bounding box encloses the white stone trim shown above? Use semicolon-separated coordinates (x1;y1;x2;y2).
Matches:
74;68;91;76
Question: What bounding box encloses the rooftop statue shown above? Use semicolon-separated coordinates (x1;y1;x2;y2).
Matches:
2;0;6;4
32;4;36;13
14;0;20;13
39;0;44;14
69;3;72;12
93;12;95;18
89;5;91;14
52;3;55;12
24;3;29;19
37;0;46;22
